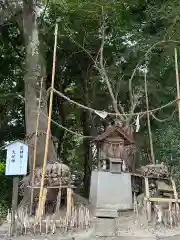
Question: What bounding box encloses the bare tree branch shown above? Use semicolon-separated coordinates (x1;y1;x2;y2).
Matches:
128;39;180;121
97;8;128;122
98;20;122;117
115;74;124;101
64;14;127;122
127;90;143;123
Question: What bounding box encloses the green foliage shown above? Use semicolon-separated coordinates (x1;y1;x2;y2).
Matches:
0;161;12;218
0;174;12;218
0;200;8;219
155;123;180;191
1;0;180;194
0;161;5;174
155;123;180;165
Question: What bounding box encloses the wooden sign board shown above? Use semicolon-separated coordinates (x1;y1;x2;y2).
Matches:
5;140;28;176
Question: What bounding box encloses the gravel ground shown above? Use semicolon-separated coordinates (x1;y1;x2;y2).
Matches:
1;213;180;240
94;211;180;239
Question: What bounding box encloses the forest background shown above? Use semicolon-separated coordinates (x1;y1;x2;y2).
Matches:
0;0;180;217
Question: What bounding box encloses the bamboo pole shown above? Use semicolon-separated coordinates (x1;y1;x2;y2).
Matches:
36;187;47;222
30;77;44;215
36;24;58;221
174;47;180;121
144;70;155;164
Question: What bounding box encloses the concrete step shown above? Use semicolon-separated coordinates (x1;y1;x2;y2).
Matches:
95;208;118;218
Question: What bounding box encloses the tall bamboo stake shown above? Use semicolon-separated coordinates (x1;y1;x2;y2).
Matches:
30;77;44;215
36;24;58;220
144;70;155;164
174;48;180;121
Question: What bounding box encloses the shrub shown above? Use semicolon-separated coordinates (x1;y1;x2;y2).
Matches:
0;161;12;219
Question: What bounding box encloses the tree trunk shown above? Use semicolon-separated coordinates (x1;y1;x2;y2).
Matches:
55;83;66;161
82;74;92;199
82;112;92;199
23;0;57;169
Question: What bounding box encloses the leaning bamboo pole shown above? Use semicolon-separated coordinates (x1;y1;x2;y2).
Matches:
36;24;58;221
30;77;44;215
144;70;155;164
174;48;180;121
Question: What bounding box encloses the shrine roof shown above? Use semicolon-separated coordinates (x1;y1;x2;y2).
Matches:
94;124;134;144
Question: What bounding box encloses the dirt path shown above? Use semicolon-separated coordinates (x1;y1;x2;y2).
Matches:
95;211;180;239
1;215;180;240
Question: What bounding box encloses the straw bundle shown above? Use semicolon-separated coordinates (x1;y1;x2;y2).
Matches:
138;163;169;178
34;162;71;186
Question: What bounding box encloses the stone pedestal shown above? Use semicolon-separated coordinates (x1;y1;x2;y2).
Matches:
89;171;133;217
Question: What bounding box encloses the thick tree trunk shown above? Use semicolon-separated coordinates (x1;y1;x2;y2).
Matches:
23;0;57;169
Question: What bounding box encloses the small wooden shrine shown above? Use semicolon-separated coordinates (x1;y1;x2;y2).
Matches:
90;121;135;218
95;121;135;173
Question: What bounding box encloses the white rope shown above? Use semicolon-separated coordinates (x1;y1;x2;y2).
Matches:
51;87;179;117
41;111;94;139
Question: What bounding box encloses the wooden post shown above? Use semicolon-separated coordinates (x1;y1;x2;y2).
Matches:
174;47;180;121
144;177;151;222
171;178;179;217
10;177;19;237
71;190;74;211
55;186;62;213
67;188;72;217
169;202;173;228
134;192;139;220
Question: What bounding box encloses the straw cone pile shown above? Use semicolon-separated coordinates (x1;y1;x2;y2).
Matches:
34;162;71;186
138;163;169;178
